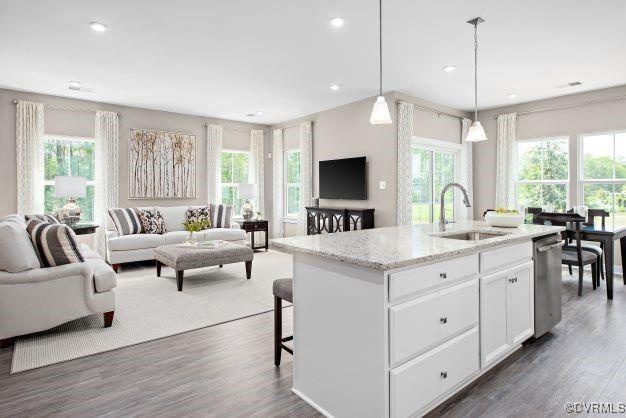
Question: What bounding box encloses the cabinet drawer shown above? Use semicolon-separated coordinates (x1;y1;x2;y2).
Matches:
389;254;478;302
390;327;479;418
390;279;478;366
480;242;532;274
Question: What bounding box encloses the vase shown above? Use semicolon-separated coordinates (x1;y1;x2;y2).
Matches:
186;231;198;245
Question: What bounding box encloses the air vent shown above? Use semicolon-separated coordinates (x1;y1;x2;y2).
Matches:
568;81;582;87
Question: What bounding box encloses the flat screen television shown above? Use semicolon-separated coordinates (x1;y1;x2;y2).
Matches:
318;157;367;200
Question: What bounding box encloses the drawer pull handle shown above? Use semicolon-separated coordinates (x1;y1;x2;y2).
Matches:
440;317;448;324
441;371;448;379
508;277;518;283
440;272;447;279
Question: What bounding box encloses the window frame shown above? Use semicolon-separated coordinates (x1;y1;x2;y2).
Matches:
220;148;250;218
411;137;461;224
43;134;96;221
577;129;626;227
283;148;301;222
515;136;570;211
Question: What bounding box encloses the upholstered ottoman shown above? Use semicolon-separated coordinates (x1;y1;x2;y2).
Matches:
154;242;254;291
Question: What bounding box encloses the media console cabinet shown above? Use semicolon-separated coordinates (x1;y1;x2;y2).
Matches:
305;206;374;235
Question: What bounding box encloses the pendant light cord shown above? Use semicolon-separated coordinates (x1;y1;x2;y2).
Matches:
379;0;383;97
473;21;478;122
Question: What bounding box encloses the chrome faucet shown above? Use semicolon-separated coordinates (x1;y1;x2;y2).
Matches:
439;183;471;231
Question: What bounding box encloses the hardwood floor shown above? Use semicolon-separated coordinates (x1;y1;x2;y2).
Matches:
0;270;624;417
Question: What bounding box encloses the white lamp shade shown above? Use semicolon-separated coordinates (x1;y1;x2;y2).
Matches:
54;176;86;198
465;121;488;142
238;183;258;200
369;96;392;125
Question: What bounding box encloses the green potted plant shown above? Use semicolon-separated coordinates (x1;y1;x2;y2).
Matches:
182;219;211;245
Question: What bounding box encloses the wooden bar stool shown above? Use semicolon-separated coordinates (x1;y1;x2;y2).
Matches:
273;278;293;366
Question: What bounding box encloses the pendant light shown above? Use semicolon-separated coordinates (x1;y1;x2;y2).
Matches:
465;17;487;142
369;0;392;125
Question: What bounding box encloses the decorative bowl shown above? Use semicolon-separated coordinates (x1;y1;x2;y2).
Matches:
484;212;524;228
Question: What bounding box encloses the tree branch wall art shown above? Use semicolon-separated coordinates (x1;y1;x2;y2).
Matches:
129;129;196;199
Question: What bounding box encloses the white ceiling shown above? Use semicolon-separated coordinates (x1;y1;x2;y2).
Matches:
1;0;626;124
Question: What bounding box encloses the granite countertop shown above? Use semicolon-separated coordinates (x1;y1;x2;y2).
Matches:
270;221;564;271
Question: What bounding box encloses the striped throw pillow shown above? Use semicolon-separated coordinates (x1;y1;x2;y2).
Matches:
210;204;233;228
25;214;60;224
26;220;84;267
108;208;143;235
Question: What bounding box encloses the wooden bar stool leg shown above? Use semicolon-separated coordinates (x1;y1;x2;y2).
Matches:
591;263;597;290
274;296;282;367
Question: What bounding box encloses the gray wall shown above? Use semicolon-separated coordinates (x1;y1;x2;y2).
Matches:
0;88;270;217
271;91;471;236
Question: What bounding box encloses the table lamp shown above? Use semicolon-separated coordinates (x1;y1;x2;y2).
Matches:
238;183;258;221
55;176;86;226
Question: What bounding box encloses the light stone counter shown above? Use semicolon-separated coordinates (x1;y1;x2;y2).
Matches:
270;221;564;271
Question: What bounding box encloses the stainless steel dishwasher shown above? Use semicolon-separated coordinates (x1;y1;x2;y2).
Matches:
533;234;564;338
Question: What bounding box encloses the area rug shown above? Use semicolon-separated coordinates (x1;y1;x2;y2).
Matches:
10;250;292;374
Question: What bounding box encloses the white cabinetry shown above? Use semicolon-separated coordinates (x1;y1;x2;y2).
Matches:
480;260;534;368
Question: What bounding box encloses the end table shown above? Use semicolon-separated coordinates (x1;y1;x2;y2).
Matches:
70;223;99;235
239;220;268;252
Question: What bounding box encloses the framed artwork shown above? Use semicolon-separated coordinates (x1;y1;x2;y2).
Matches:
129;128;196;199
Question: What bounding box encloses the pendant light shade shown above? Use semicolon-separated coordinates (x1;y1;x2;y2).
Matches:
370;0;392;125
370;96;392;124
466;17;486;142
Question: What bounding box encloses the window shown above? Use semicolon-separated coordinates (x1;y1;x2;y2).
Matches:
284;150;301;218
580;131;626;227
516;137;569;211
44;135;96;221
411;138;459;224
221;150;249;215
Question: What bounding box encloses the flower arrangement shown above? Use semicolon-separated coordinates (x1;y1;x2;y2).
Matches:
182;220;211;232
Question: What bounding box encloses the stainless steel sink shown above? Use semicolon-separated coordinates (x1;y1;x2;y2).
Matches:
436;231;509;241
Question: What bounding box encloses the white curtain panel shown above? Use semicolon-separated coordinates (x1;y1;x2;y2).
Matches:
250;129;265;216
16;101;45;216
495;113;518;209
459;118;474;220
94;111;120;257
206;124;223;204
397;101;414;226
297;122;313;236
272;129;284;238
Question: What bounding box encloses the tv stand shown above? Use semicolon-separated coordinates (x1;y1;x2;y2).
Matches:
305;206;375;235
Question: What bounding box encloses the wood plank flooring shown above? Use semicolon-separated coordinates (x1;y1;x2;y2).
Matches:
0;270;624;417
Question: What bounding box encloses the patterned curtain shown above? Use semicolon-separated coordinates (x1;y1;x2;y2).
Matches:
94;111;119;257
16;101;45;216
272;129;284;238
297;122;313;236
250;129;265;216
397;101;414;226
459;118;474;220
495;113;518;209
206;124;223;204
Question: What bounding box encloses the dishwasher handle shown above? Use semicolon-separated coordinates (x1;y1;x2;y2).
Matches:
537;241;565;253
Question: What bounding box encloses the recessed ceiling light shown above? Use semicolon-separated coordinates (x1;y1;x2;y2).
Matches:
330;84;340;91
508;93;518;99
330;17;345;28
443;65;456;73
68;81;81;90
255;111;263;116
90;22;108;32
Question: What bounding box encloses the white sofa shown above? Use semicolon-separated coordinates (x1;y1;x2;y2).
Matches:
0;215;117;346
105;205;246;268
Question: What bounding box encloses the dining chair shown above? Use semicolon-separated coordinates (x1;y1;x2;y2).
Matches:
536;212;598;296
526;207;543;224
566;209;604;286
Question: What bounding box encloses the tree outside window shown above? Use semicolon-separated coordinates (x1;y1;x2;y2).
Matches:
284;150;301;218
221;150;249;215
44;136;96;221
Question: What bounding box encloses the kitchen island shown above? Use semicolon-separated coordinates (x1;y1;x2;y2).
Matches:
271;221;564;418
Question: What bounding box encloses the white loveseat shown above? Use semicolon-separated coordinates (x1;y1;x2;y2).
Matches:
0;215;117;345
105;205;246;267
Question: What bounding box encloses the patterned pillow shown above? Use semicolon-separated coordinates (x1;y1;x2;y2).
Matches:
108;208;144;235
209;204;233;228
26;219;84;267
138;209;166;234
25;214;60;224
186;206;211;226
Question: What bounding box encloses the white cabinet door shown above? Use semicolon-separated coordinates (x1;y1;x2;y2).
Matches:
479;271;510;368
506;261;534;346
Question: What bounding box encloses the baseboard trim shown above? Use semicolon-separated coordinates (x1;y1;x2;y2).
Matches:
291;388;334;418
